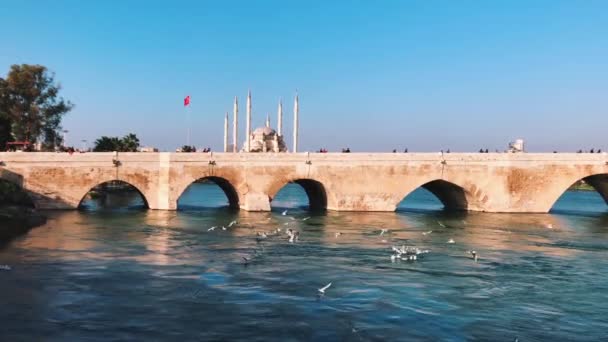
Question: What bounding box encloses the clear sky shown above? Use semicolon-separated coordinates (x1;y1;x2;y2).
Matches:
1;0;606;152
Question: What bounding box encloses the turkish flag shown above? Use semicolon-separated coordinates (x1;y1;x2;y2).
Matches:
184;95;191;106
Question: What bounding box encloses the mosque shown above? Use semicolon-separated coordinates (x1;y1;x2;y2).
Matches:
222;91;299;153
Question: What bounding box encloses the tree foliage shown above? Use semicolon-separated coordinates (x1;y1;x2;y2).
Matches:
0;64;73;150
93;133;140;152
181;145;196;152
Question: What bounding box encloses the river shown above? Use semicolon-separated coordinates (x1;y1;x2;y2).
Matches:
1;183;607;341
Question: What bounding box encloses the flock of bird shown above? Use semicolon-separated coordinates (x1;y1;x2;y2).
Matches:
204;211;480;296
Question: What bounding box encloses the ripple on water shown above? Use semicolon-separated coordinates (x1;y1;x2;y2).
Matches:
1;190;608;340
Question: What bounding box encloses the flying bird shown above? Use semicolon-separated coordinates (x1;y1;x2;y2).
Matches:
422;230;433;236
318;282;332;294
282;210;288;216
207;226;217;231
380;229;388;236
228;220;237;227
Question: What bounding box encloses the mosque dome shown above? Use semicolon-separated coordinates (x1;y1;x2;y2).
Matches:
253;126;276;136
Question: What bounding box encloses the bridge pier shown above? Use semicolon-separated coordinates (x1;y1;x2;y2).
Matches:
240;192;271;211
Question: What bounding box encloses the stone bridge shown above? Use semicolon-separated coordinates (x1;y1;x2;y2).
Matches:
0;152;607;213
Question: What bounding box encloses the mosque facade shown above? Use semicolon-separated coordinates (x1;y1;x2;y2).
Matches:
223;91;299;153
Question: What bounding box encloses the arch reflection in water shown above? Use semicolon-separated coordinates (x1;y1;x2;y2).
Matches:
397;180;468;212
177;177;239;211
79;180;148;211
271;179;327;212
551;175;608;215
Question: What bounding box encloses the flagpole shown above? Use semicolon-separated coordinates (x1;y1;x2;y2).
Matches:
187;105;191;147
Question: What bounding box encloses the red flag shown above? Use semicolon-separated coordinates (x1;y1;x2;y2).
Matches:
184;95;191;106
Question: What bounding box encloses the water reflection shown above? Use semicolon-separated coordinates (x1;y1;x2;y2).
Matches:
1;189;608;340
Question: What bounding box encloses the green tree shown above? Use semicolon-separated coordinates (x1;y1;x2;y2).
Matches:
181;145;196;152
0;64;73;149
0;78;12;149
120;133;140;152
93;133;140;152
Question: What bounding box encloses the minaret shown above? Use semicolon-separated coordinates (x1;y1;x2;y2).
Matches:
232;96;238;152
277;99;283;137
223;112;229;152
246;90;252;152
293;92;299;153
265;114;270;128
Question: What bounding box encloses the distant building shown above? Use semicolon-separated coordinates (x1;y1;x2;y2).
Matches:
139;146;158;152
508;139;525;153
224;91;298;153
244;126;287;153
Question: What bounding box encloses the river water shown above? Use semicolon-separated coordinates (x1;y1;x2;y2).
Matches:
1;184;608;341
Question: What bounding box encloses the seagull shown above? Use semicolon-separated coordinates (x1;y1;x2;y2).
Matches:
318;282;332;294
256;231;268;238
228;220;237;227
282;210;288;216
437;221;446;228
222;226;227;231
302;217;311;221
335;232;342;238
422;230;433;236
380;229;388;236
287;230;300;243
447;238;455;244
207;226;217;231
468;250;478;262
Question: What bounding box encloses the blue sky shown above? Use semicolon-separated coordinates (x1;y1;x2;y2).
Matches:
1;0;606;152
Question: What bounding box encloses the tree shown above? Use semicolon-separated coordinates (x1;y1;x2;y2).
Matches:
93;133;140;152
120;133;140;152
0;78;11;149
0;64;73;150
181;145;196;152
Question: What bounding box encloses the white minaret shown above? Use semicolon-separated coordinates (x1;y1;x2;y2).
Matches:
233;96;238;153
277;99;283;137
265;114;270;127
246;90;252;152
224;112;229;152
293;92;299;153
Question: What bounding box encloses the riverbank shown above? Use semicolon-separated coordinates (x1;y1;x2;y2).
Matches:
0;206;47;244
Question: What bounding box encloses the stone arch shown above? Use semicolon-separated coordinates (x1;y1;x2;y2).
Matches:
269;178;328;211
77;180;150;209
398;179;478;211
176;176;240;209
546;173;608;211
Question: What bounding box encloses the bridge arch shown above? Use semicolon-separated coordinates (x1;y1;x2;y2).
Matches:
269;178;328;211
78;180;150;210
547;173;608;213
176;176;240;209
397;179;480;211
